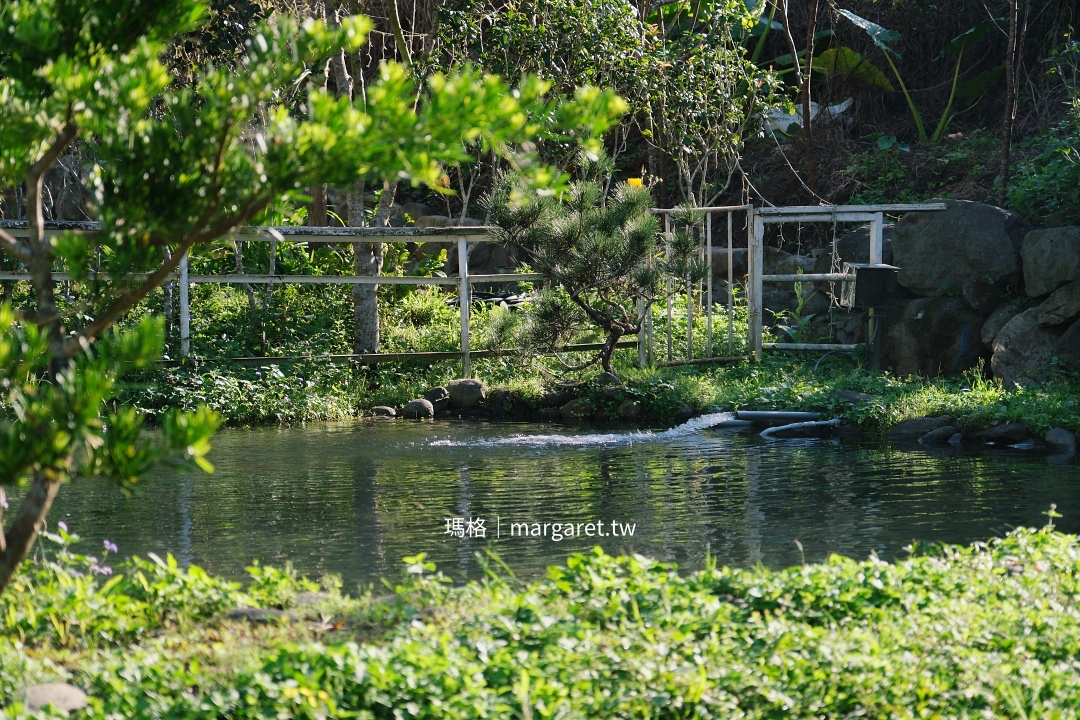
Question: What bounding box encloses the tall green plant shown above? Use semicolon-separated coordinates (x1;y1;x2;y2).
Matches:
838;9;998;144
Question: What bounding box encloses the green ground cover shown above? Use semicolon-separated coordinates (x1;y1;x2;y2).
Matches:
114;283;1080;435
4;521;1080;718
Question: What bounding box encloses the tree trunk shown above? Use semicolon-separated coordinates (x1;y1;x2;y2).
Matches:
353;182;395;354
0;473;61;595
599;330;624;373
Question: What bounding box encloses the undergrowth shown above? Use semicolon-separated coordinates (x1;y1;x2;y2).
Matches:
6;522;1080;717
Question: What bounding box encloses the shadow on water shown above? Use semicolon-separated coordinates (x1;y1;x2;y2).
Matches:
36;416;1080;585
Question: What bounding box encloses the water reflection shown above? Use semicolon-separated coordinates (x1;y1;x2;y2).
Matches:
37;420;1080;585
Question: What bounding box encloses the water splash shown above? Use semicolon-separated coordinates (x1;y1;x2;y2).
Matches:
429;412;736;449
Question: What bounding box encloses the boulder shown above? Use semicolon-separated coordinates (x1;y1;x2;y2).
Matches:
892;200;1026;311
1038;281;1080;326
981;304;1022;347
617;399;643;420
1046;428;1077;455
976;423;1030;444
402;399;435;419
415;214;450;228
1021;226;1080;297
401;201;430;220
20;684;89;714
710;247;748;281
832;223;894;265
594;371;621;387
918;425;958;445
371;406;396;419
991;308;1060;387
487;387;523;419
674;404;696;423
886;415;951;442
559;397;594;419
880;297;988;377
446;378;485;408
1055;320;1080;372
539;380;583;408
423;386;451;412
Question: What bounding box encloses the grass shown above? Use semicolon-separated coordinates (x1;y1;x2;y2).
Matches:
82;280;1071;434
6;521;1080;717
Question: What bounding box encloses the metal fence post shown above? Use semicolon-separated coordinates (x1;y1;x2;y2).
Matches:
180;253;190;357
749;207;763;361
727;210;734;357
705;211;713;357
458;235;471;378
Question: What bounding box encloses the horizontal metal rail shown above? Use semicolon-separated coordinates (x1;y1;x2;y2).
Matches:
755;203;945;215
762;273;848;282
0;271;541;285
157;340;639;367
762;343;859;351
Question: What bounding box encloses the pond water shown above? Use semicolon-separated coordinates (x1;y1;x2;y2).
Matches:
44;416;1080;586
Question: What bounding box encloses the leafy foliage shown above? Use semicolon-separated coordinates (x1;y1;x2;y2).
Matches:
8;525;1080;716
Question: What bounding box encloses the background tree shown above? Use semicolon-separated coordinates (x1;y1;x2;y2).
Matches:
483;161;704;374
0;0;623;595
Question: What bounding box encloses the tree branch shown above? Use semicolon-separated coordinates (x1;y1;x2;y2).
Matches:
0;228;31;263
64;195;274;354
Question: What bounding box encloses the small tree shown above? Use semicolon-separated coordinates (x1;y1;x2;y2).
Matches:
0;0;624;595
484;162;704;374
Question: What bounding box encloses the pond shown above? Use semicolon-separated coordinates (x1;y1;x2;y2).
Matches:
45;416;1080;586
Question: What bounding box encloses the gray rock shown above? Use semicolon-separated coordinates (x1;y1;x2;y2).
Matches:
446;378;485;408
918;425;958;445
981;304;1021;347
710;247;748;281
21;684;89;714
1021;226;1080;297
674;404;696;423
892;200;1026;311
402;398;435;419
1046;428;1077;454
881;297;988;377
539;380;583;408
559;397;594;419
601;386;626;401
617;399;643;420
833;223;894;265
1038;281;1080;326
457;217;485;227
401;201;430;220
976;422;1030;443
227;607;296;622
948;432;965;446
1056;320;1080;372
414;214;450;228
594;371;621;387
423;386;451;412
886;416;951;442
992;308;1060;387
535;407;561;421
371;406;396;418
487;387;519;418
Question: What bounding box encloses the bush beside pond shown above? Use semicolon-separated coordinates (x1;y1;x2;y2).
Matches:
4;524;1080;717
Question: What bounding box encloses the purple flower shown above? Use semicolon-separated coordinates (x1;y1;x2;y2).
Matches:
104;539;118;553
57;521;68;532
91;564;113;576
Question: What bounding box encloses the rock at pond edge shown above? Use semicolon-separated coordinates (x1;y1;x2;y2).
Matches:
446;378;485;409
403;399;435;419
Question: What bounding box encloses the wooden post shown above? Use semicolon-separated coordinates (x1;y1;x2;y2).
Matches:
749;207;763;361
180;253;190;357
458;235;471;378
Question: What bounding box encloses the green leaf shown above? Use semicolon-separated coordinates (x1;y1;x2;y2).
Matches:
811;47;895;91
837;9;902;58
